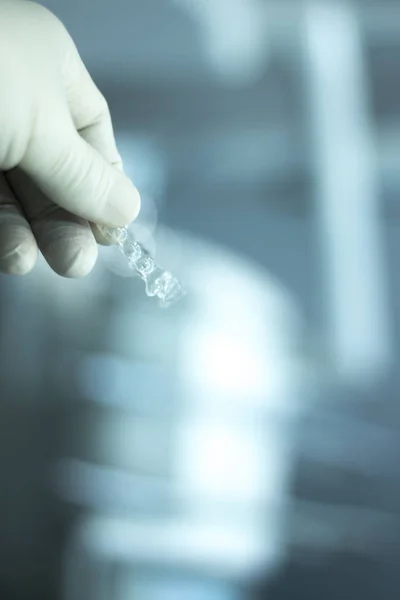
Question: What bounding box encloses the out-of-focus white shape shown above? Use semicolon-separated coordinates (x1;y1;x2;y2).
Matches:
179;247;300;413
302;0;393;384
116;573;239;600
65;514;271;583
173;0;270;85
60;232;305;595
163;238;302;581
184;326;287;401
176;419;289;508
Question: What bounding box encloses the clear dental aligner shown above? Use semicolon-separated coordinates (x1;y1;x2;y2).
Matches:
98;226;186;308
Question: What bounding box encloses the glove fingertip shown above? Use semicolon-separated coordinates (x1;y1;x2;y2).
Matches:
0;225;38;276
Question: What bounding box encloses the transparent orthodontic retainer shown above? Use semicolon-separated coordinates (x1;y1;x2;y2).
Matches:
98;226;186;308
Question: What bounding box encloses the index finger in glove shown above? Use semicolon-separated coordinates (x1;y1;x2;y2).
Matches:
63;48;134;245
64;49;123;170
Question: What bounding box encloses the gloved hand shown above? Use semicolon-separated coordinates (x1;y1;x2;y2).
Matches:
0;0;140;277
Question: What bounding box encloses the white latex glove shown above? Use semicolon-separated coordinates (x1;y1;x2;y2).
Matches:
0;0;140;277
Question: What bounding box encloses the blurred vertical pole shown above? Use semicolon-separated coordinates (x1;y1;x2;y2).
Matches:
301;0;393;383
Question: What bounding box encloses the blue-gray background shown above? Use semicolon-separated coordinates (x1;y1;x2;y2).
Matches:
1;1;400;598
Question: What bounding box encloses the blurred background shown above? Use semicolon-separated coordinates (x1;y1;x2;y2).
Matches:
1;0;400;598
